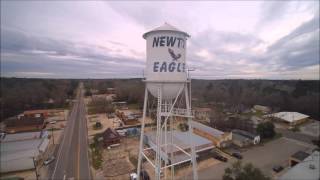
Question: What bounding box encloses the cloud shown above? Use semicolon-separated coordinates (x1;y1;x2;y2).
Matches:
1;1;319;79
1;27;144;78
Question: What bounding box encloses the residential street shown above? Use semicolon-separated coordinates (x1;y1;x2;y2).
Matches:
49;84;91;180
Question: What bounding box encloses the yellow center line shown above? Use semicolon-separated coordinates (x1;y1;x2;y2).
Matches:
77;102;81;180
77;132;80;180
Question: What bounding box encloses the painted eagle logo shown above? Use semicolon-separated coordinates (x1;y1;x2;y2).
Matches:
168;48;181;61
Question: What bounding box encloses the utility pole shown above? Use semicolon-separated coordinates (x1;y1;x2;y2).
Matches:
51;127;55;145
32;157;39;180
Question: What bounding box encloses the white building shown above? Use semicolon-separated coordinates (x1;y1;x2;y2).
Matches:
265;112;309;126
278;151;319;180
253;105;271;113
231;129;260;147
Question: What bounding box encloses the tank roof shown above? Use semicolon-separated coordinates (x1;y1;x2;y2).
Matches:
143;22;190;39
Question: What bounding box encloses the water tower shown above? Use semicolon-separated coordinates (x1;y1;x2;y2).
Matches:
137;23;198;180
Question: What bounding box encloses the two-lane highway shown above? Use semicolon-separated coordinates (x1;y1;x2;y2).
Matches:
50;84;91;180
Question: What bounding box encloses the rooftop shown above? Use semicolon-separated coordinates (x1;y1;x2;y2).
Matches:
0;131;47;143
232;129;258;140
145;130;213;154
279;151;320;180
190;120;225;138
291;151;310;161
265;112;309;123
5;116;45;127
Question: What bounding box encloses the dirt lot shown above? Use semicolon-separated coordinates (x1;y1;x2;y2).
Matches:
92;137;140;179
87;113;118;137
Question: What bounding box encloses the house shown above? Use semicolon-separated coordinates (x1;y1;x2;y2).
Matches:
103;128;120;147
4;116;45;133
193;108;211;123
265;112;309;126
0;132;49;173
112;101;128;110
278;151;319;180
289;151;310;167
23;110;48;118
107;88;116;94
91;94;116;102
231;129;260;147
252;105;271;113
23;109;63;118
190;120;232;148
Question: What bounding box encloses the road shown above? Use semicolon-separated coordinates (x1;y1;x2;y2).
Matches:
49;84;91;180
275;128;317;145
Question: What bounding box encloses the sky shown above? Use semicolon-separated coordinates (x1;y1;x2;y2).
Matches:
1;1;319;79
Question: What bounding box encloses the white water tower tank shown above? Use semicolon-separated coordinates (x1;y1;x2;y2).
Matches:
143;23;190;100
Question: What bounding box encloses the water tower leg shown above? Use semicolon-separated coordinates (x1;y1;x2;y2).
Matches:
155;86;163;180
185;86;198;180
137;88;148;179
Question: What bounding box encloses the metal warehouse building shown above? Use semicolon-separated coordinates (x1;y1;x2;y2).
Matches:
0;131;49;173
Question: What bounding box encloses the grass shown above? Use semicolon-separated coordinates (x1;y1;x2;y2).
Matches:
129;156;138;170
128;103;141;109
90;141;103;170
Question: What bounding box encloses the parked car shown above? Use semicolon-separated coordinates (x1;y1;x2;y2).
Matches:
231;152;243;159
140;170;150;180
130;171;150;180
43;156;55;165
212;152;228;162
272;165;284;173
49;121;57;124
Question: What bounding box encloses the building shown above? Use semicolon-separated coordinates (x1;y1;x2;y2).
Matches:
193;107;211;123
252;105;271;113
0;131;49;173
4;117;45;133
91;94;116;102
265;112;309;126
116;110;139;125
190;120;232;148
23;110;49;118
103;128;120;147
278;151;319;180
289;151;310;167
112;101;128;110
144;130;214;164
231;129;260;147
107;88;116;94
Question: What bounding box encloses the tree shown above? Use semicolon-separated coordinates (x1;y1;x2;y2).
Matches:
85;89;92;97
178;123;189;132
256;121;275;139
223;161;270;180
95;122;102;129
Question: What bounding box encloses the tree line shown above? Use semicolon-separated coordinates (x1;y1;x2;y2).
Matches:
1;78;78;121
